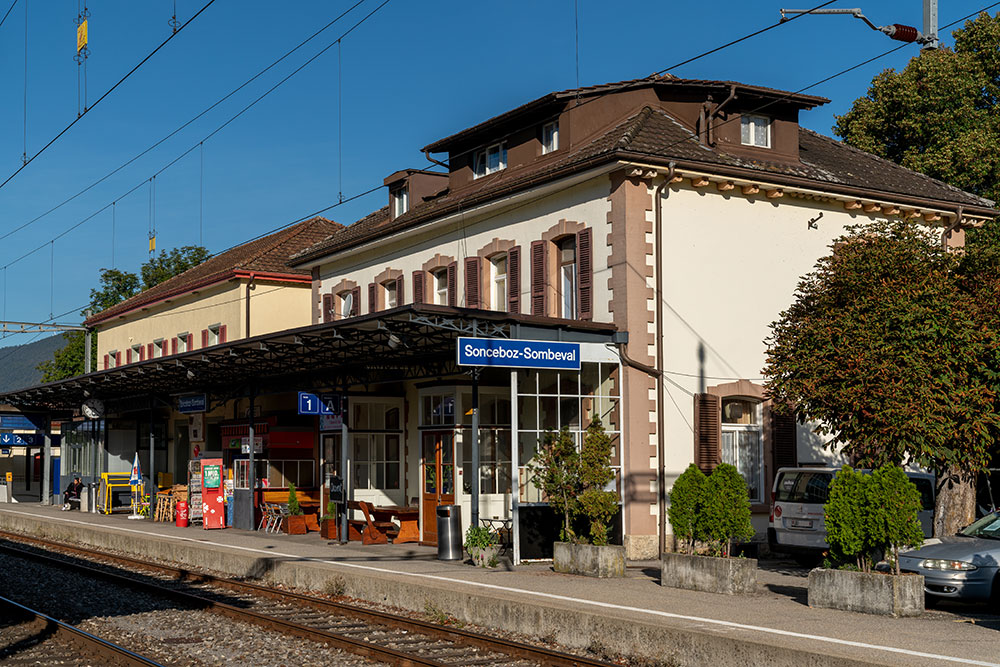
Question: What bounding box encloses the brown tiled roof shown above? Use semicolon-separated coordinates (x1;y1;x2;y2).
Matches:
293;105;993;266
422;75;829;153
86;216;343;326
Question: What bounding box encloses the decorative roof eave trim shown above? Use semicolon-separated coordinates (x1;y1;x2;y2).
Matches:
232;270;312;284
617;154;997;222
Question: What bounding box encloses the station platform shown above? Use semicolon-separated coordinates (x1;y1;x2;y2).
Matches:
0;503;996;667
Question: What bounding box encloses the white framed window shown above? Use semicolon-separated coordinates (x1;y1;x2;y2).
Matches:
741;114;771;148
107;350;119;369
207;323;221;347
177;333;189;354
542;121;559;154
721;398;764;503
130;344;142;363
433;269;448;305
473;142;507;178
490;254;507;312
558;237;577;318
339;291;354;319
153;339;164;359
383;281;398;309
350;400;403;492
391;185;408;217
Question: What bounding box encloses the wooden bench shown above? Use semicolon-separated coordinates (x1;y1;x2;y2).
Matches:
347;500;399;545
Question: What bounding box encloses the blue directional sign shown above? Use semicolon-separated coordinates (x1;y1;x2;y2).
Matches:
457;337;581;370
0;433;38;446
178;394;207;414
298;392;321;415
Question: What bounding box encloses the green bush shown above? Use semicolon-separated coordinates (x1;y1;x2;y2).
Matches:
287;482;303;516
529;427;581;542
668;464;706;555
698;464;754;557
824;465;924;573
578;417;619;546
464;525;496;550
320;501;336;522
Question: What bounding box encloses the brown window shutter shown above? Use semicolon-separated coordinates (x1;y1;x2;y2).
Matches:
395;274;404;306
219;325;227;343
576;227;593;320
530;240;547;316
322;293;333;323
103;354;109;370
771;409;798;470
464;256;481;309
146;343;153;359
171;338;178;355
508;245;521;313
116;351;122;367
412;271;425;304
447;261;457;307
368;283;376;313
187;333;194;350
139;346;145;362
693;393;721;474
350;286;360;316
126;349;132;364
202;329;209;348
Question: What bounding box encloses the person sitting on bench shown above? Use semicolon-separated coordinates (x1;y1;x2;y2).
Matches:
61;477;83;510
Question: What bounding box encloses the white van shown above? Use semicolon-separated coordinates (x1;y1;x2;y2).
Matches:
768;467;935;564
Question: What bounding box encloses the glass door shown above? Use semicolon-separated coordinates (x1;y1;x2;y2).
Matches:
421;432;454;544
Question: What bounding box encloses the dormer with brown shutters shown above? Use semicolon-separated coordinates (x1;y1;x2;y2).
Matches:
383;170;449;221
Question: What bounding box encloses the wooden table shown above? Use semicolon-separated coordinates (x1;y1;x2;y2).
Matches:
372;505;419;544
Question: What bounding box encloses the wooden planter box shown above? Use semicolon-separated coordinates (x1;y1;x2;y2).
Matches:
283;514;308;535
553;542;626;578
808;568;924;617
469;545;500;568
320;519;339;540
661;552;757;595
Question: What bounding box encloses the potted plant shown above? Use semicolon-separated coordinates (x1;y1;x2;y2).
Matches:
808;466;924;616
320;501;339;540
283;482;308;535
533;419;626;578
464;526;499;567
661;463;757;595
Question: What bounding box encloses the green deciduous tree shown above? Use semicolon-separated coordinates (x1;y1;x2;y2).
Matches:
577;417;619;546
140;246;211;290
667;464;706;555
765;220;1000;536
834;12;1000;205
697;463;754;557
530;427;581;542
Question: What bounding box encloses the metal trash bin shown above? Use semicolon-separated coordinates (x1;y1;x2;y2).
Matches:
87;482;98;513
436;504;463;560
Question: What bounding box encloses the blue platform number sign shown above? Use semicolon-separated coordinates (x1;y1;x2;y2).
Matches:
298;392;320;415
0;433;37;446
456;337;581;370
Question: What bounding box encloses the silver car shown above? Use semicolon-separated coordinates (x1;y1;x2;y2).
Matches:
899;511;1000;604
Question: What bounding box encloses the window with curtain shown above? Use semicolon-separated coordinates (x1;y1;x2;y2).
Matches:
721;398;763;503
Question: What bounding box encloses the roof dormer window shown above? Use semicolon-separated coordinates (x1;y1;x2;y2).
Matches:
391;185;409;218
741;114;771;148
473;142;507;179
542;121;559;154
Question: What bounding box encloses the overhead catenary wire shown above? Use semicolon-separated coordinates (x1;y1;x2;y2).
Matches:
0;0;17;32
0;0;372;245
0;0;218;193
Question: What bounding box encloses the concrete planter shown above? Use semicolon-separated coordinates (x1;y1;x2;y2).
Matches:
469;545;500;568
808;568;924;617
553;542;626;578
660;552;757;595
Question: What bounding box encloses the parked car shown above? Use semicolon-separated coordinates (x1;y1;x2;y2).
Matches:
768;466;935;565
899;511;1000;605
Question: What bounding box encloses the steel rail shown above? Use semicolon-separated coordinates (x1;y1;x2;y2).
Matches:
0;532;614;667
0;594;165;667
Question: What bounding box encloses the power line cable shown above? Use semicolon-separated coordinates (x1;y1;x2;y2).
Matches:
0;0;371;244
0;0;218;193
0;0;17;31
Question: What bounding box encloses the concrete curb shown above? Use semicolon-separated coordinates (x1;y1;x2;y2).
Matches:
0;510;892;666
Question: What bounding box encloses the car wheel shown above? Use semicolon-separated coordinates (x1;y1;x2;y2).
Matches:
794;554;821;568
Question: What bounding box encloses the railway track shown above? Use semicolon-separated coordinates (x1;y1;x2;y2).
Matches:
0;531;618;667
0;594;164;667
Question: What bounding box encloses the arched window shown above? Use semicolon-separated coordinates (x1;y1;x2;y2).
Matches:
433;269;449;305
490;253;507;312
721;397;763;503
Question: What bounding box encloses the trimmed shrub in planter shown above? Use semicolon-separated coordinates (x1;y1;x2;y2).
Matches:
808;568;924;617
554;541;626;578
320;501;338;540
464;526;499;568
662;463;757;594
283;483;307;535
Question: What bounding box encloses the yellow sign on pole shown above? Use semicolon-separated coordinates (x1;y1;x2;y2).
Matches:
5;472;11;484
77;19;88;53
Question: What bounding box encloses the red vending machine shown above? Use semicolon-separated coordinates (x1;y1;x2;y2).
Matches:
200;458;226;529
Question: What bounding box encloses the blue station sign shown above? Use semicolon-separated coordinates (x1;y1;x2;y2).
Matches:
456;337;581;370
178;394;207;414
0;433;38;446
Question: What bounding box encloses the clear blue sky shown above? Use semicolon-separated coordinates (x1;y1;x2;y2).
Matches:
0;0;991;347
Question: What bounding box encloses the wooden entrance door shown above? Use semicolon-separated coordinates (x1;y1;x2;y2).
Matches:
421;432;454;545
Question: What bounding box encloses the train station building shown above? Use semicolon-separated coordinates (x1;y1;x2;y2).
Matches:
0;74;992;561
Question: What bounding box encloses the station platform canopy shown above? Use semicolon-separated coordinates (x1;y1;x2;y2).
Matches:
0;304;620;415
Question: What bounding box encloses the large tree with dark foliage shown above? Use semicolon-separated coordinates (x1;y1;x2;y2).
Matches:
37;247;209;382
765;220;1000;536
